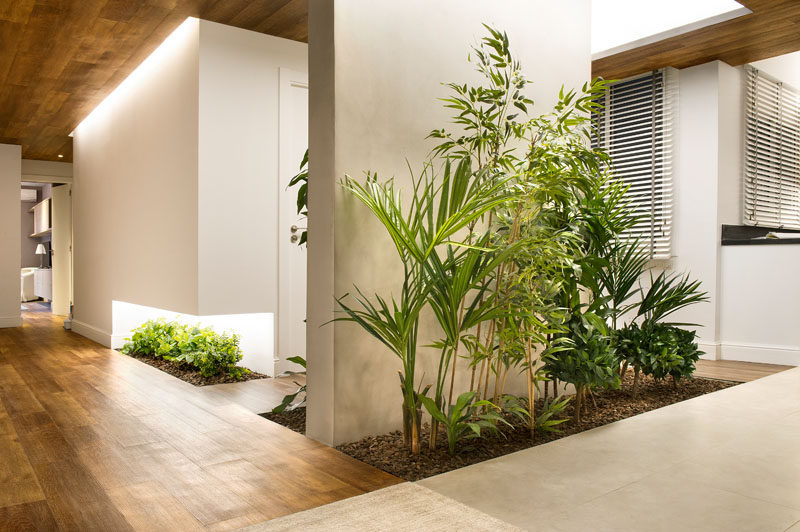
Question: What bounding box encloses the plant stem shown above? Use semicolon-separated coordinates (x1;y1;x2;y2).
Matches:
526;338;535;439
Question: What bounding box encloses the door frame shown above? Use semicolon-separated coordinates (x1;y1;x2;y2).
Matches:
277;67;309;374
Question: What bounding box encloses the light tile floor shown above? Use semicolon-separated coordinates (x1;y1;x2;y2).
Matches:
420;367;800;532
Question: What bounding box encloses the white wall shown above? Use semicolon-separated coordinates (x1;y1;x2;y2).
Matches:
751;50;800;90
668;60;743;357
197;20;307;316
0;144;22;327
72;18;307;375
715;53;800;365
22;159;73;182
73;18;201;341
669;54;800;365
719;246;800;365
307;0;592;445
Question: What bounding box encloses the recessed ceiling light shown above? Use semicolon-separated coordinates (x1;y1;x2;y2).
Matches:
57;154;64;158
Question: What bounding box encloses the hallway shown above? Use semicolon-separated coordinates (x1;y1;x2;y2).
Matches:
0;309;399;530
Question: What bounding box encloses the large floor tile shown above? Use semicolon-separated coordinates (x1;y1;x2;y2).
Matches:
542;469;800;532
420;440;654;525
421;367;800;532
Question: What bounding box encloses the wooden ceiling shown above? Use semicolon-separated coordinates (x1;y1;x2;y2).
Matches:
0;0;307;162
1;1;798;162
592;0;800;80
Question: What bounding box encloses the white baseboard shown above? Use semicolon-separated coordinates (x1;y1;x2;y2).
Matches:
0;315;22;328
71;320;112;348
719;342;800;366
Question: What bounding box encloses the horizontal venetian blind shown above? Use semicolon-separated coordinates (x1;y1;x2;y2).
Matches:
593;68;677;259
743;66;800;229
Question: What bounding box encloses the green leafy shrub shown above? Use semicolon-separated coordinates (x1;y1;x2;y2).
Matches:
545;304;619;423
121;318;245;379
615;322;703;395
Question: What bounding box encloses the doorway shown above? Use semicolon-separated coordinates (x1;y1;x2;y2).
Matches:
20;180;72;318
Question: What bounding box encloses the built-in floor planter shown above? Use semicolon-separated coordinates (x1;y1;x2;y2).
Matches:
264;371;736;481
122;350;269;386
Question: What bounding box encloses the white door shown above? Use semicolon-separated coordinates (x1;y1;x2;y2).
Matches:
51;184;72;316
277;68;308;374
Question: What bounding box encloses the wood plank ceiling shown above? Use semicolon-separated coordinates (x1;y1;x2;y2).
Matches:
0;0;307;162
1;0;798;162
592;0;800;80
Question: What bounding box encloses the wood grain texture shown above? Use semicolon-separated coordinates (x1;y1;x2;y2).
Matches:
694;359;793;383
0;0;308;162
593;0;800;80
0;306;400;530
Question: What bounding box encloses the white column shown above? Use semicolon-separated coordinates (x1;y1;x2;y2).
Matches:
306;0;592;445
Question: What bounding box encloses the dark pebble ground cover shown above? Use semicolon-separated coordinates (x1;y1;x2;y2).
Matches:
265;371;736;481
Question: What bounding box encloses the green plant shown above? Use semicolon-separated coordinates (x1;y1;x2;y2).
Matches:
288;149;308;246
121;319;245;379
637;270;709;326
534;395;571;433
271;356;307;414
545;281;620;423
615;323;703;396
337;162;513;454
426;25;610;441
419;391;506;455
669;327;703;383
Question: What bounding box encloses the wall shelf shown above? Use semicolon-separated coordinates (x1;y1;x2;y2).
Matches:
30;228;51;238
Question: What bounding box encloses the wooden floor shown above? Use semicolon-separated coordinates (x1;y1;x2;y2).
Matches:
0;307;399;531
199;376;306;415
694;359;794;382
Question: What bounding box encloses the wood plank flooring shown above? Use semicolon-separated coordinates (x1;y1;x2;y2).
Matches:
0;308;400;531
695;359;793;382
198;376;306;415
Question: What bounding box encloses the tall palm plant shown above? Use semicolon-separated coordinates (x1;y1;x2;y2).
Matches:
337;161;515;454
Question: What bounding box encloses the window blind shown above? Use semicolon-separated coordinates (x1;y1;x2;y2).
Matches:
593;68;678;259
743;66;800;229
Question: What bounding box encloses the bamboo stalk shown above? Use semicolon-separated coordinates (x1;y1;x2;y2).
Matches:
526;338;535;439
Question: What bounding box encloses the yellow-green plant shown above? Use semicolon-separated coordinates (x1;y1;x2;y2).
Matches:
122;319;245;379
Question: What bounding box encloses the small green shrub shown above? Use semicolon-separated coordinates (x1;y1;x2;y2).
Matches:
614;322;703;393
545;310;619;423
122;318;245;379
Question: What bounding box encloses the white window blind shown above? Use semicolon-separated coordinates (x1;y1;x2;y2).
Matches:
743;66;800;229
593;68;678;259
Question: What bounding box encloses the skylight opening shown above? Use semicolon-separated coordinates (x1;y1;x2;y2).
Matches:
592;0;750;59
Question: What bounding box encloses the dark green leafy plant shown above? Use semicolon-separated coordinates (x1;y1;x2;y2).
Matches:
288;149;308;246
545;280;619;424
615;323;704;396
122;319;246;379
271;356;307;414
